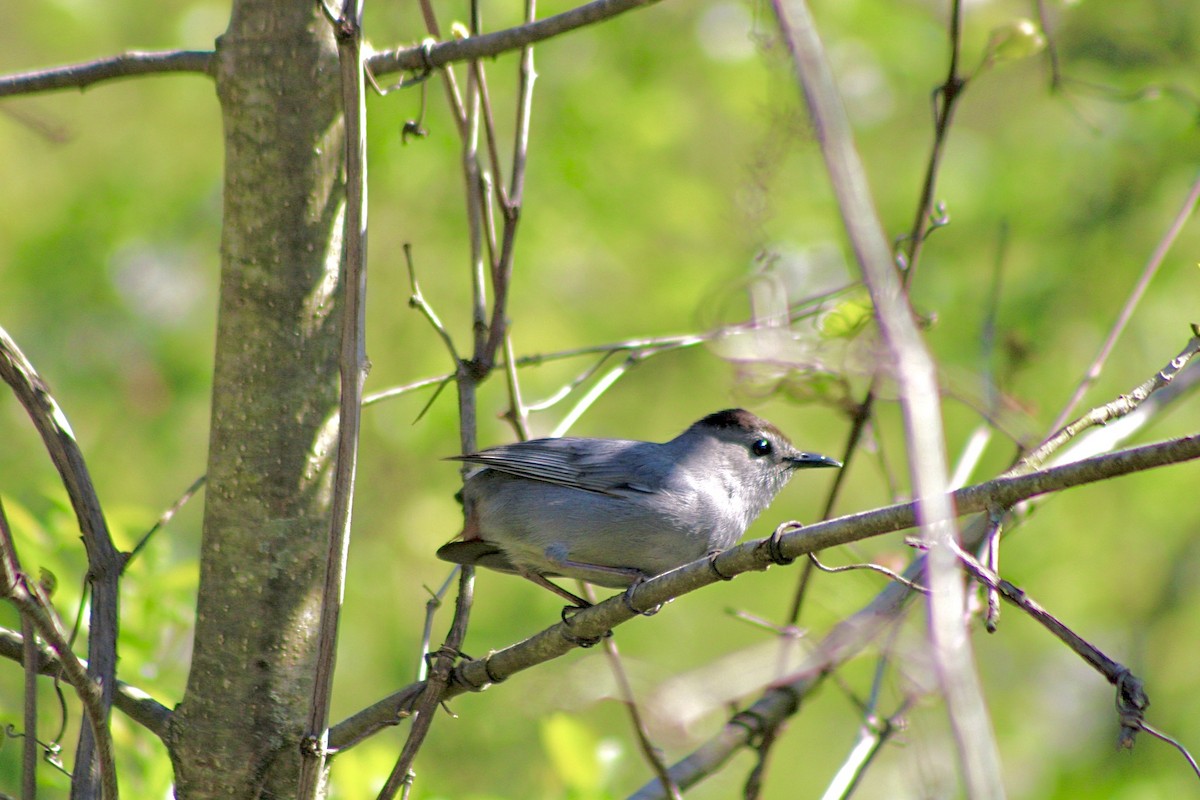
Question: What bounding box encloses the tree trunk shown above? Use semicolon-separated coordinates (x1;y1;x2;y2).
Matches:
166;1;344;796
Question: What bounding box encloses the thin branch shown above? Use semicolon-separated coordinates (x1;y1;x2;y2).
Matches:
550;359;631;437
123;475;207;571
582;585;682;800
22;606;38;800
806;552;928;595
471;58;511;211
1026;330;1200;470
480;0;538;367
0;0;659;101
329;433;1200;751
298;2;370;795
502;333;531;441
405;244;461;363
1049;172;1200;433
1136;722;1200;779
367;0;663;78
416;571;458;682
897;0;965;284
950;541;1153;749
0;50;214;97
0;324;121;799
770;0;999;793
0;627;172;740
415;0;467;136
376;568;475;799
787;385;876;624
821;697;914;800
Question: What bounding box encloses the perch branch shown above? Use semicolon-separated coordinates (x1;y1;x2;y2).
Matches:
328;433;1200;751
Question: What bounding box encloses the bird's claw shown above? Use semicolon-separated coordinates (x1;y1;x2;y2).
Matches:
560;604;609;647
622;576;662;616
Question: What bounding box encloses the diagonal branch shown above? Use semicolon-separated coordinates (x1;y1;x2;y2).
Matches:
0;325;122;799
328;433;1200;751
770;0;1000;793
367;0;663;78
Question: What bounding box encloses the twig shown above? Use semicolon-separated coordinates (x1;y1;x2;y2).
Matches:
949;541;1152;749
479;0;538;368
820;697;913;800
581;584;682;800
1033;0;1062;89
0;50;213;97
982;513;1003;633
364;374;453;407
416;569;458;682
1136;722;1200;779
785;0;965;636
123;475;207;571
1049;172;1200;433
298;2;369;796
367;0;663;78
1026;330;1200;470
897;0;966;285
550;359;631;437
377;568;475;800
416;0;467;136
787;384;876;625
806;552;928;594
21;610;37;800
471;58;511;211
405;244;461;363
328;432;1200;751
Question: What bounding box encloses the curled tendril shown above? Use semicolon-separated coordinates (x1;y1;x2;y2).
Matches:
4;724;70;777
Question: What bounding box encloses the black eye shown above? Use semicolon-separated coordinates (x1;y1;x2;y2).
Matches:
751;438;773;457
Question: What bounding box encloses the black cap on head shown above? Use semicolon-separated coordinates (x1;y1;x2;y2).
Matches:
693;408;789;442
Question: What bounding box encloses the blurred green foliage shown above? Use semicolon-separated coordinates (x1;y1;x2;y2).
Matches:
1;0;1199;797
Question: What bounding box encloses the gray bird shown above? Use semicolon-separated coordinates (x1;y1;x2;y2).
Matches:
437;408;841;606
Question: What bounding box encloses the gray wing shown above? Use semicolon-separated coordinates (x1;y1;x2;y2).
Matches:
449;437;663;496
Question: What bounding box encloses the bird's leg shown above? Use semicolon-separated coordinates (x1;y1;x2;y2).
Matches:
546;556;650;587
516;567;592;608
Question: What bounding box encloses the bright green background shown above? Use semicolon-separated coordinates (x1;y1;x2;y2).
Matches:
2;0;1199;797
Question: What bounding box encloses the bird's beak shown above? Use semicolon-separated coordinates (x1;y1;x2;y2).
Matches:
788;452;842;469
